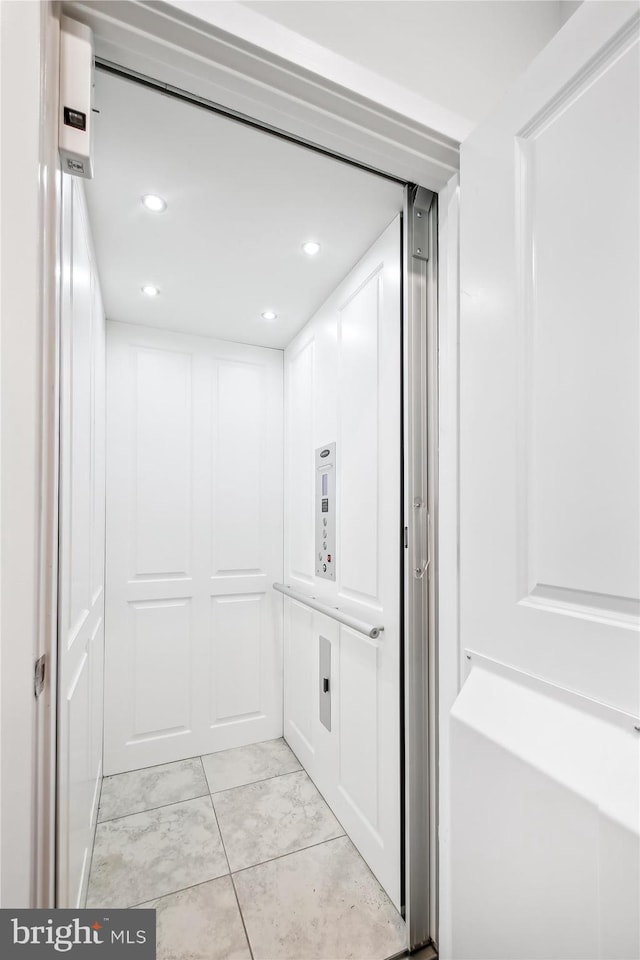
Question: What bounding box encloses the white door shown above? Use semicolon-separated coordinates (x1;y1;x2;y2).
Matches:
104;322;283;775
283;217;402;909
453;3;639;958
57;176;106;907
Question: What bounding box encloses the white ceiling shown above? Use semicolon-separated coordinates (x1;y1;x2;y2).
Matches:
85;70;404;349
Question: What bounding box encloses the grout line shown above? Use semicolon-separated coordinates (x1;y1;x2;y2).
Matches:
124;872;233;910
230;872;255;960
117;822;344;910
198;756;207;785
208;765;349;879
96;762;305;823
99;760;304;824
117;833;388;919
208;765;304;797
230;831;347;877
97;790;210;824
120;849;406;959
204;763;255;960
103;754;207;779
105;737;289;781
201;756;213;796
202;762;232;898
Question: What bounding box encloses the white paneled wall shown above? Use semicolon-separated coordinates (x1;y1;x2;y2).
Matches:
104;323;283;775
454;4;640;957
57;176;106;907
283;217;402;908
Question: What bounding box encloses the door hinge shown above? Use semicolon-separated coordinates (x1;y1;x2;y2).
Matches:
34;655;46;698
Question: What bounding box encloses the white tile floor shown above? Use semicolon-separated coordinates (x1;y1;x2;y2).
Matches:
87;738;408;960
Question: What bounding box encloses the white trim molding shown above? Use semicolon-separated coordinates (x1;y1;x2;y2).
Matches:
64;0;460;189
164;0;472;142
436;171;460;959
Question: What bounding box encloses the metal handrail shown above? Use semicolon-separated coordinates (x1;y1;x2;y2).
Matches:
272;582;384;640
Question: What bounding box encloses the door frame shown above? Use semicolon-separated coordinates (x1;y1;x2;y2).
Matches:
0;0;61;909
65;0;461;191
402;185;439;949
32;2;458;948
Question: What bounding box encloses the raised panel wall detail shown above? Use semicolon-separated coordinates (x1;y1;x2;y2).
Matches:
66;652;90;908
90;284;106;605
89;616;104;824
517;35;640;623
58;178;106;907
134;347;192;578
131;599;192;738
287;338;315;584
338;627;380;834
285;601;315;752
68;200;93;638
457;7;640;955
339;271;381;603
105;324;283;773
211;595;262;723
213;360;264;574
283;217;401;908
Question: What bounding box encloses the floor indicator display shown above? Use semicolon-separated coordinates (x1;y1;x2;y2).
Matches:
315;443;336;581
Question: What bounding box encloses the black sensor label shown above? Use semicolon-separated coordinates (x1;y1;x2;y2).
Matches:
64;107;87;131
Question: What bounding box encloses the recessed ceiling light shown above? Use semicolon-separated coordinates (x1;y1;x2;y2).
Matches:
261;310;278;321
142;284;160;297
141;194;167;213
302;241;321;256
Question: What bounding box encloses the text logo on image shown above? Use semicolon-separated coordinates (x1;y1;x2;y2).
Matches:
0;909;155;957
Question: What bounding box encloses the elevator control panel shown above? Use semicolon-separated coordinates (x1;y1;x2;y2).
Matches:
315;443;336;581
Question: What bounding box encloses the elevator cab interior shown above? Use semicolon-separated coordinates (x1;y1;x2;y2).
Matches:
56;63;424;960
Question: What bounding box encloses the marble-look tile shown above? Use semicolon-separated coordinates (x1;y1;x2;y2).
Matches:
213;770;343;871
202;738;301;793
87;796;228;908
98;758;208;822
233;835;407;960
136;877;251;960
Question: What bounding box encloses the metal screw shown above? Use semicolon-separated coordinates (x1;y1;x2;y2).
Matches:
416;247;421;254
416;211;422;218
